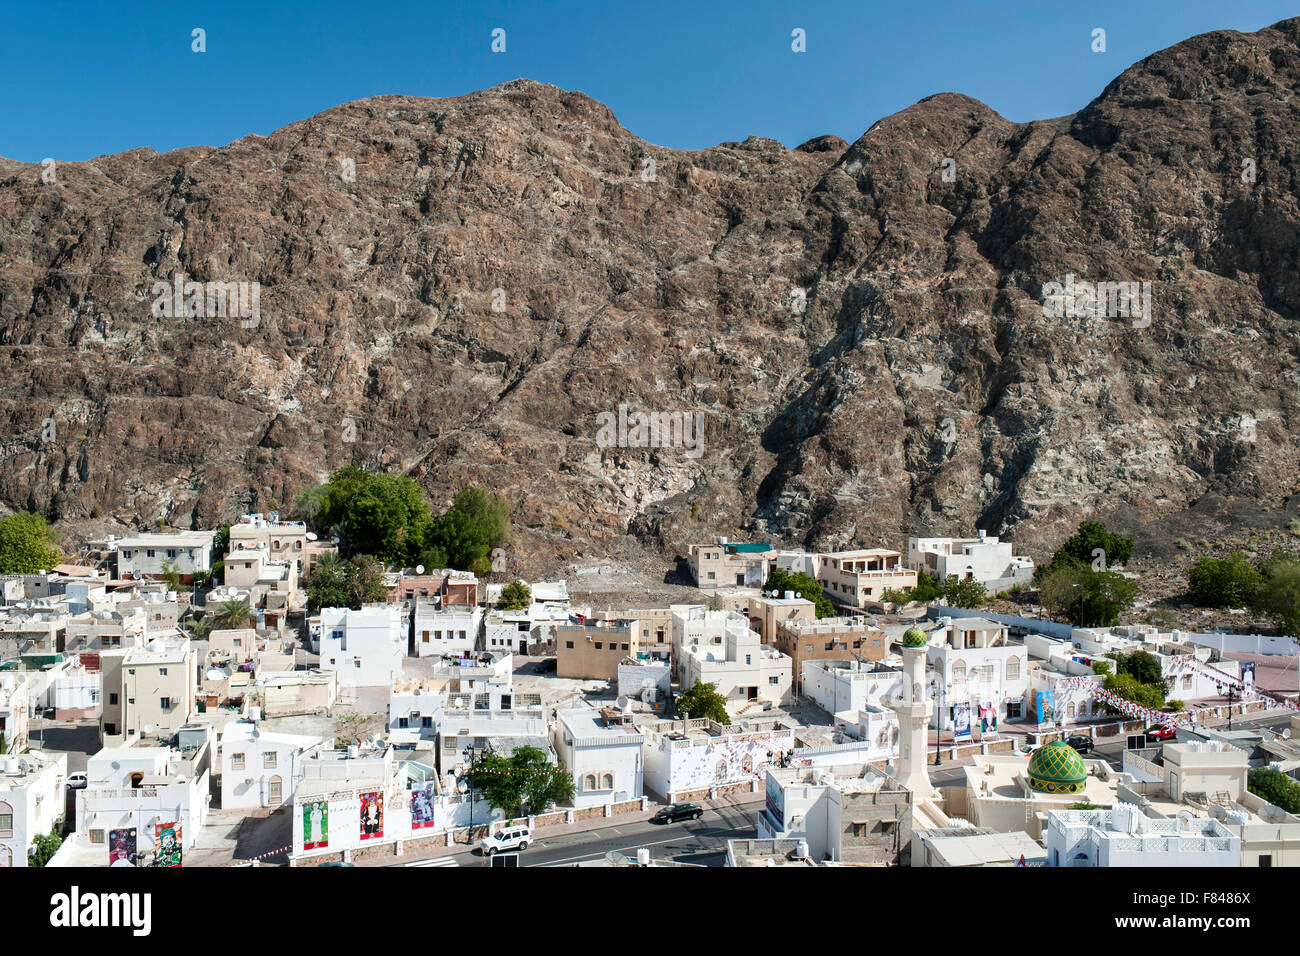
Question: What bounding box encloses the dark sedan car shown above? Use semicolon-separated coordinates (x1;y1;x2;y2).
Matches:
651;802;704;824
1064;735;1094;754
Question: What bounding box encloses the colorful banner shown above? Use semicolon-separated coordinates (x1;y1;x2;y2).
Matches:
303;800;329;850
360;791;384;840
953;701;972;741
108;827;136;867
1241;661;1256;687
410;782;437;830
154;822;182;867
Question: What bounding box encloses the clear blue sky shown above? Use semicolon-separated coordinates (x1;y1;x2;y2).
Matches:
1;0;1297;162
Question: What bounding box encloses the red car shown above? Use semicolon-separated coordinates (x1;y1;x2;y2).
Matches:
1146;724;1177;740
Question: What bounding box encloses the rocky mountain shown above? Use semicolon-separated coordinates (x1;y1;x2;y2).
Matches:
2;18;1299;571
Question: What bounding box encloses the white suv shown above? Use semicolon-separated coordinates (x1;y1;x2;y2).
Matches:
481;825;531;856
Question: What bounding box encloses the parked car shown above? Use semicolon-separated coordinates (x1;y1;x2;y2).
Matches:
480;825;532;855
1146;724;1177;741
318;861;355;867
535;658;557;673
66;772;88;790
651;802;704;824
1064;735;1094;754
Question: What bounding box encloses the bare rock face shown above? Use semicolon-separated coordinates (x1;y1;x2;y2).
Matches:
1;20;1299;568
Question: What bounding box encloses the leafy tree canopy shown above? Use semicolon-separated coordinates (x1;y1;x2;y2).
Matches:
1188;552;1262;609
1248;767;1300;815
762;568;835;617
1101;671;1166;712
497;580;531;611
467;745;575;818
1039;565;1139;627
1039;520;1134;578
676;681;731;724
1254;550;1300;637
0;512;61;574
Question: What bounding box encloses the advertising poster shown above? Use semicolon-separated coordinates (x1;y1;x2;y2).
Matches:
1036;691;1054;725
108;827;136;867
154;822;182;867
303;799;329;850
410;782;437;830
360;790;384;840
953;701;972;741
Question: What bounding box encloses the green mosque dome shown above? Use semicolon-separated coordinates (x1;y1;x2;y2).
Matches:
902;626;928;648
1026;741;1088;795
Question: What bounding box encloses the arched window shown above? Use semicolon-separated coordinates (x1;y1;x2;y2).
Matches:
1067;702;1076;718
267;775;283;805
583;774;597;792
1007;656;1021;680
0;845;10;867
600;773;614;790
716;758;729;782
0;800;12;838
741;754;754;775
951;660;966;683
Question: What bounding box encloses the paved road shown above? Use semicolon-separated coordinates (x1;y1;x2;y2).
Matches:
389;802;759;867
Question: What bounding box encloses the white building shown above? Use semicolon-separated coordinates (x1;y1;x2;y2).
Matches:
57;738;212;867
220;719;322;810
318;605;405;689
389;656;512;749
438;689;548;774
553;707;645;808
673;607;792;711
922;617;1026;734
115;531;215;580
1046;803;1239;867
755;763;912;864
907;532;1034;586
802;659;905;718
641;718;797;803
0;749;68;867
412;602;483;657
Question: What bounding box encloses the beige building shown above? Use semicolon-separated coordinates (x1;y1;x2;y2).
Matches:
817;550;916;609
775;617;888;693
688;539;774;590
557;618;642;681
746;594;815;645
100;637;196;742
226;512;338;578
678;622;793;711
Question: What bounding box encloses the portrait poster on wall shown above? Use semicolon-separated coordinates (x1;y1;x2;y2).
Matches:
303;800;329;849
154;822;182;867
108;827;136;867
410;782;437;830
360;791;384;840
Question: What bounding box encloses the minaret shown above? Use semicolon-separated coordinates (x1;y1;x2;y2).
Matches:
891;626;938;800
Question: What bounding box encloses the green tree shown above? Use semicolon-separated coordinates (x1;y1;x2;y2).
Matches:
0;512;61;573
761;568;835;617
160;558;183;593
467;745;575;818
213;598;254;629
29;829;63;867
497;580;531;611
345;555;389;608
940;576;987;608
883;569;944;605
1247;768;1300;815
212;521;232;560
186;617;214;641
1189;552;1261;608
305;552;349;613
1113;650;1164;688
1038;565;1138;627
1253;550;1300;636
1101;672;1166;713
1090;660;1113;676
676;681;731;724
1039;520;1134;579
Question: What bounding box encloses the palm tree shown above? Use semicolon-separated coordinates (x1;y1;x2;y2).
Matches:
213;598;254;629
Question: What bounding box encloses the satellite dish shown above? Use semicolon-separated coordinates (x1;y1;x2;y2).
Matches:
416;565;425;575
143;724;154;736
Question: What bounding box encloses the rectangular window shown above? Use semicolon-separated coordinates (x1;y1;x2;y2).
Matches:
566;641;574;649
263;752;278;769
232;753;246;770
769;676;780;685
398;717;409;728
421;716;432;728
594;642;603;650
160;697;171;710
109;693;118;705
159;668;167;676
89;829;105;845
